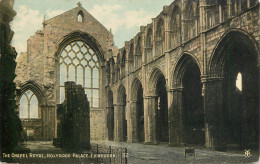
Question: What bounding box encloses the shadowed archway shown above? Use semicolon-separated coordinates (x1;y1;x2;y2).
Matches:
131;78;144;142
171;53;204;146
209;30;259;149
116;85;127;142
107;90;114;141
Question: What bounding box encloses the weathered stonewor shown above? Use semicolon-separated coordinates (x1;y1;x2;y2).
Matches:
54;81;90;151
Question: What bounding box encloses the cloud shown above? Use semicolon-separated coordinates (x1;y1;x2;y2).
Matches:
89;4;155;33
11;6;43;54
89;4;124;32
11;7;65;55
125;10;154;29
46;9;65;19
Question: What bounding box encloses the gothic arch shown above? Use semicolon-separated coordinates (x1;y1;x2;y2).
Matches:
121;50;126;77
115;84;127;142
171;52;204;145
207;28;259;148
131;77;143;101
171;52;202;88
148;67;166;95
117;84;126;104
56;31;105;62
106;87;114;141
208;28;259;77
169;5;182;48
18;81;46;105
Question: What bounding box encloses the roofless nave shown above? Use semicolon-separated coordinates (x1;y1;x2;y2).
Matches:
15;0;259;150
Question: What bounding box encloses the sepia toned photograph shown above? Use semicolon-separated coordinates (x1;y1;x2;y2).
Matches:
0;0;259;163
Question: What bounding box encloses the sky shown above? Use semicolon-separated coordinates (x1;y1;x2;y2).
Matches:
11;0;174;55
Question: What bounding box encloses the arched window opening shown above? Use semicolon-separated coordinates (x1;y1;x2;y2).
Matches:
129;43;134;70
146;28;153;63
155;19;164;56
121;50;126;77
186;2;198;40
19;90;39;119
111;59;115;83
135;37;142;68
106;62;111;84
170;7;181;49
236;72;242;92
59;41;100;107
116;55;120;81
77;11;84;22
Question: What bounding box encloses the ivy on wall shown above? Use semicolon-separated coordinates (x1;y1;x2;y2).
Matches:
0;0;22;154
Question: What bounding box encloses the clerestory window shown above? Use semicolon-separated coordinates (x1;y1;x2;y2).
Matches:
59;41;99;107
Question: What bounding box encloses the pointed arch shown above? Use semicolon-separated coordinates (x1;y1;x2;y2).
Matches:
18;81;45;105
169;5;182;49
77;10;84;22
171;52;202;88
117;84;126;105
56;31;105;62
148;67;166;95
208;28;259;77
131;77;143;101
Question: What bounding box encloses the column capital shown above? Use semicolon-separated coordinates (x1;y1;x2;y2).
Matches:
113;103;125;107
201;77;224;83
144;95;158;99
168;87;184;92
128;100;138;103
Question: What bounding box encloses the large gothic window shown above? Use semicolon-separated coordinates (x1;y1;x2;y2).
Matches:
19;90;39;119
59;41;100;107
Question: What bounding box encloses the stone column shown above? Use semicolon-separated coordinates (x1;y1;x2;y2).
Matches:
227;0;232;18
128;101;138;142
168;88;184;146
106;106;114;140
114;104;125;142
152;18;156;59
144;95;158;144
202;77;226;150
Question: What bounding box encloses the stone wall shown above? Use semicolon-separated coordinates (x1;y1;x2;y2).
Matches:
15;4;116;141
55;81;90;151
106;0;260;150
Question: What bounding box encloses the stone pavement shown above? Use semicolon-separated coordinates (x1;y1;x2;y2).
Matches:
92;140;260;164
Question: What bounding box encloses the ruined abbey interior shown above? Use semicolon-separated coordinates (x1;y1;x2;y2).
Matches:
14;0;259;150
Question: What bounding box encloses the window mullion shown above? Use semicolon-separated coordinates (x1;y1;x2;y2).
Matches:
91;68;93;107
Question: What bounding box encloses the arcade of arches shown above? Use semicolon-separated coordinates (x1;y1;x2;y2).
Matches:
14;0;259;150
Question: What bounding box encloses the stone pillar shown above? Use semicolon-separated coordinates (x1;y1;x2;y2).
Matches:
219;5;223;23
144;95;158;144
168;88;184;146
106;106;114;140
128;101;138;142
114;104;125;142
164;16;170;52
199;0;206;32
152;18;156;59
202;77;226;150
227;0;232;18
